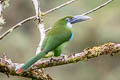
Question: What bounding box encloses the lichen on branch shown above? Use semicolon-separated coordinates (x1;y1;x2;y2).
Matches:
32;43;120;69
0;0;10;25
0;43;120;79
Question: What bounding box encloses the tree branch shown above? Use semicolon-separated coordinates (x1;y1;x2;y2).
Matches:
36;22;46;54
45;0;114;32
0;0;114;79
0;57;52;80
43;0;78;15
29;0;52;79
81;0;113;16
32;43;120;69
35;0;79;55
0;43;120;77
0;0;10;25
0;0;113;40
33;0;46;55
0;0;78;40
0;16;36;40
32;0;39;17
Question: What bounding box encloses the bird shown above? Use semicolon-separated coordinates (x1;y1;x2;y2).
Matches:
16;15;91;73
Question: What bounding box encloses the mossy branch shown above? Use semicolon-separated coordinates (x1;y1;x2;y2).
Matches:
0;0;115;80
0;42;120;79
32;42;120;69
0;56;52;80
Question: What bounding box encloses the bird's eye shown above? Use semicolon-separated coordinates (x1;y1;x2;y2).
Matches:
65;18;70;22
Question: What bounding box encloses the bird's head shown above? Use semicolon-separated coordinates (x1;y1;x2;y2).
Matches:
63;15;91;24
54;15;91;28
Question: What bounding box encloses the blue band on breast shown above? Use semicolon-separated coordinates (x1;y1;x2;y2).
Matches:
69;33;74;41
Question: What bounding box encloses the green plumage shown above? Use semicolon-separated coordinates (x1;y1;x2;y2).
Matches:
19;16;73;71
16;15;90;73
21;52;46;70
41;17;72;55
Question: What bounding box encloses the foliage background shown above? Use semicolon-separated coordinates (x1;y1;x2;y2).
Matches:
0;0;120;80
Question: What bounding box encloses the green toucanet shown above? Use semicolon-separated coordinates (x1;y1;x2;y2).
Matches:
16;15;91;73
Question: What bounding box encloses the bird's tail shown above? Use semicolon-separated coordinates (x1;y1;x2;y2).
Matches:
16;52;46;74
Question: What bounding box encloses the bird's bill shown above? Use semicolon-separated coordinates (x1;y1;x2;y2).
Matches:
71;15;91;24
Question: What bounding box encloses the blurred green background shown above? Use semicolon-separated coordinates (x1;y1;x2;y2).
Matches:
0;0;120;80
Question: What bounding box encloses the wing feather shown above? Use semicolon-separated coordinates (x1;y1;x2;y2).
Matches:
41;29;71;53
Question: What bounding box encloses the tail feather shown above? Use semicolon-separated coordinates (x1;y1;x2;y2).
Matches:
16;52;46;73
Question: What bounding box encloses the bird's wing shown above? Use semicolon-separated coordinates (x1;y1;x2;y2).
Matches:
41;36;48;51
41;30;72;53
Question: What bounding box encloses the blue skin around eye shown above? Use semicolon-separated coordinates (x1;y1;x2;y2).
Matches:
69;33;74;41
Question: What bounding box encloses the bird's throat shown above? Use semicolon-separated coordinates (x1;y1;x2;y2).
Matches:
67;22;72;28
